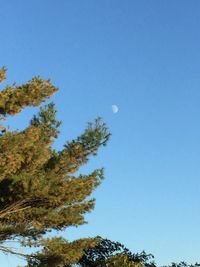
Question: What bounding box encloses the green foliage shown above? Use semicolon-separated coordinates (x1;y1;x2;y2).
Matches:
27;237;98;267
0;66;6;83
68;237;200;267
0;67;111;266
75;237;154;267
0;75;58;116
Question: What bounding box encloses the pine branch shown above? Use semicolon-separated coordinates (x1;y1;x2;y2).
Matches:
0;245;33;259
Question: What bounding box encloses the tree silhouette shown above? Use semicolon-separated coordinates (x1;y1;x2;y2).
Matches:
74;236;154;267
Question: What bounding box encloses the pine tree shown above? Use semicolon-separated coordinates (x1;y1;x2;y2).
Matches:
0;67;110;267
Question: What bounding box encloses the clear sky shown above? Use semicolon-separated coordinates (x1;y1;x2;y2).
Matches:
1;1;200;266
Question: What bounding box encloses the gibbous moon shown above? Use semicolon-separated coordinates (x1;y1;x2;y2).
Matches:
111;105;119;113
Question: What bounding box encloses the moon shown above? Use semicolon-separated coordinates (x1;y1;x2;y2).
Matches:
111;105;119;113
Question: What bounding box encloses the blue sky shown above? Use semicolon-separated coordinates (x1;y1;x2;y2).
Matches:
1;1;200;266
